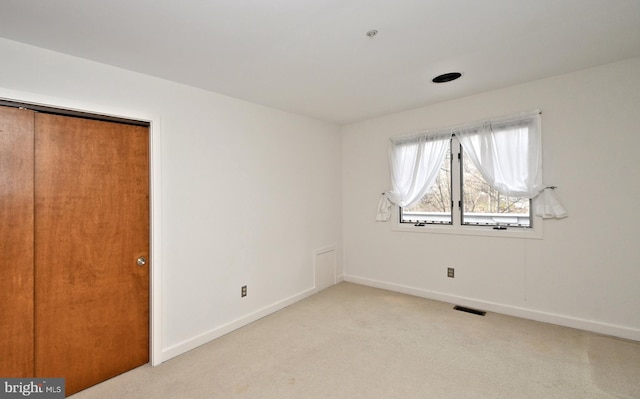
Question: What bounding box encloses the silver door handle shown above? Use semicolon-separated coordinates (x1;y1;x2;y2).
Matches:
137;257;147;266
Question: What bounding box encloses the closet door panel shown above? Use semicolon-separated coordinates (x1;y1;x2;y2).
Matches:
0;107;35;377
34;114;149;395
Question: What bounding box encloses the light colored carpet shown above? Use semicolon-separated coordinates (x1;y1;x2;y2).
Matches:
69;282;640;399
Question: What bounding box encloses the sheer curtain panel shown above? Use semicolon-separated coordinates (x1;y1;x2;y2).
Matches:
454;112;543;198
376;133;449;221
454;111;567;219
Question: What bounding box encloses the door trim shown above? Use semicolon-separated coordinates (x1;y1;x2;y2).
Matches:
0;89;163;366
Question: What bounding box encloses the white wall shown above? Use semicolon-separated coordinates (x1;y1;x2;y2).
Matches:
342;57;640;340
2;34;638;361
0;38;342;362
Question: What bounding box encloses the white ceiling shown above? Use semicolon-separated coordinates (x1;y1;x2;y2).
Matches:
1;0;639;124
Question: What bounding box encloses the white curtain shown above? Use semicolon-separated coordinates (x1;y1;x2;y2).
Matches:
455;111;567;219
535;188;568;219
377;111;567;222
376;133;449;221
454;114;542;198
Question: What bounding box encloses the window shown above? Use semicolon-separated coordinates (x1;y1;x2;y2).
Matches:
461;146;531;227
393;111;541;232
401;147;452;225
401;137;531;227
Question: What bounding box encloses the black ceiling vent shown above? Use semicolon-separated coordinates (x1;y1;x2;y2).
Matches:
432;72;462;83
454;305;486;316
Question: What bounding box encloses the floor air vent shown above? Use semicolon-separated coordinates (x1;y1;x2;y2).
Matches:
454;305;486;316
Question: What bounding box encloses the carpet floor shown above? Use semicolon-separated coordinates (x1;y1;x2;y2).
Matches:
69;282;640;399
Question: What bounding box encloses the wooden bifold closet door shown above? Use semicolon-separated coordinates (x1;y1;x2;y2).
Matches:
0;106;150;395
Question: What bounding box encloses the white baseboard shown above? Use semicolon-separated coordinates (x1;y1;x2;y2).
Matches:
160;287;316;362
344;274;640;342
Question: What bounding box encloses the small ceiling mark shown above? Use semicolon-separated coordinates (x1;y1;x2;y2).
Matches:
432;72;462;83
366;30;378;39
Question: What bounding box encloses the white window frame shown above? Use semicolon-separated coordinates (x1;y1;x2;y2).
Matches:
393;207;543;239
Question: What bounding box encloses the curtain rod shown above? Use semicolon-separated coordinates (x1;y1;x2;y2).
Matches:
391;109;541;142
